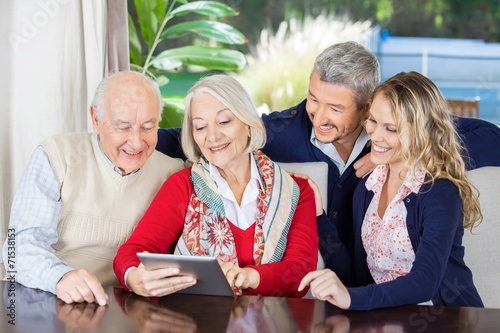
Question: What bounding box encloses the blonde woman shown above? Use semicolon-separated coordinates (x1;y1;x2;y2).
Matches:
299;71;483;310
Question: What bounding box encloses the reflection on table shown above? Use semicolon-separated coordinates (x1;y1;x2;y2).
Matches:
2;281;500;332
115;289;303;333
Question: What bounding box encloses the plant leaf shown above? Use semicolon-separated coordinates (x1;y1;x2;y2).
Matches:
134;0;159;46
160;97;185;128
151;56;183;71
128;14;142;65
156;75;170;87
151;46;246;71
155;0;169;21
161;20;246;45
171;1;238;17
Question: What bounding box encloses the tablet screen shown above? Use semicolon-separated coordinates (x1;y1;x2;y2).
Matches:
137;253;234;297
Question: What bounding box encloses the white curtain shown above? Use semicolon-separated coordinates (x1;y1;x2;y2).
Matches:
0;0;116;276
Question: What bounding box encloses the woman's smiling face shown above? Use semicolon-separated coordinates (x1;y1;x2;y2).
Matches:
365;93;402;167
191;92;251;171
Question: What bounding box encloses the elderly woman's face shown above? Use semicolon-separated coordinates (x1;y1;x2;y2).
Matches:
191;93;250;171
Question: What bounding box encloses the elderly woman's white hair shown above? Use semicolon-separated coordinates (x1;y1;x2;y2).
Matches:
181;74;267;163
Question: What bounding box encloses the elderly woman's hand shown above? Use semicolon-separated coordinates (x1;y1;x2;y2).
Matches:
218;261;260;290
126;263;196;297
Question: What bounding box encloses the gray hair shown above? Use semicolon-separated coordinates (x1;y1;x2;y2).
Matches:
313;41;381;111
181;74;266;163
90;71;164;120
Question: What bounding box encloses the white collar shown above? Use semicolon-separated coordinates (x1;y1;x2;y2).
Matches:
208;153;264;230
208;153;264;198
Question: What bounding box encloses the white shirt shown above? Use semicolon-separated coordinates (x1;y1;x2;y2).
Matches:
209;154;264;231
310;128;371;175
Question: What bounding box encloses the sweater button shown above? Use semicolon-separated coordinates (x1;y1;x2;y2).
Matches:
290;109;297;115
330;211;338;218
405;198;411;203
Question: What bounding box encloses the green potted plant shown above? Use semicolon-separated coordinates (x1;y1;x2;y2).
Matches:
129;0;247;127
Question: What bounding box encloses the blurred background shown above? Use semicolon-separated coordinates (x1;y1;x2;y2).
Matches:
127;0;500;126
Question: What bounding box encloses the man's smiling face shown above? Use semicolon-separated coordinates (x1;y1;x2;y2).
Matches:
91;72;159;175
306;71;365;146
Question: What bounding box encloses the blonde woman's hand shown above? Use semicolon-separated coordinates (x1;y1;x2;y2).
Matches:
298;269;351;309
288;172;323;216
218;261;260;290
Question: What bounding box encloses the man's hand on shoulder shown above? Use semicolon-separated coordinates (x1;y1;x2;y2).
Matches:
353;153;376;178
56;269;108;306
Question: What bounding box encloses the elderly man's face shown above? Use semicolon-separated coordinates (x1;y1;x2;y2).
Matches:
91;72;159;175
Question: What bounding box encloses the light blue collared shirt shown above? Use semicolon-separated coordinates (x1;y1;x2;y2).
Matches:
97;135;140;176
2;136;131;294
310;128;371;176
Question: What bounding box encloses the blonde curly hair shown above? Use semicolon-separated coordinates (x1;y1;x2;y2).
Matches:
368;71;482;230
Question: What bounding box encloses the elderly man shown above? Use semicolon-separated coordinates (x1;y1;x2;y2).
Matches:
155;42;500;285
2;71;184;305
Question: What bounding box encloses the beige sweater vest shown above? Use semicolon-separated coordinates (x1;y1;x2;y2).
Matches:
42;132;184;286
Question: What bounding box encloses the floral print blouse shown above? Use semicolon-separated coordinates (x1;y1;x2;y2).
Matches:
361;164;426;284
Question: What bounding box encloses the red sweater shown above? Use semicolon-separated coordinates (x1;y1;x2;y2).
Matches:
113;167;318;297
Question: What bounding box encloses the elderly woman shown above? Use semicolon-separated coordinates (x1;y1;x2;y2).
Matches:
114;74;318;297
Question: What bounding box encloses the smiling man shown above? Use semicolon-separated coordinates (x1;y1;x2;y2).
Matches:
2;71;184;305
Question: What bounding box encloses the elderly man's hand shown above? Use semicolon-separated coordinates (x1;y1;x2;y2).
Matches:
56;269;108;306
353;153;376;178
218;261;260;290
56;299;108;330
126;263;196;297
288;172;323;216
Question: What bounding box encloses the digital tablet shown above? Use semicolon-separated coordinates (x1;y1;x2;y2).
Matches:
137;253;234;297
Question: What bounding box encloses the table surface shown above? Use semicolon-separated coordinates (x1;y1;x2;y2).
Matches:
2;281;500;333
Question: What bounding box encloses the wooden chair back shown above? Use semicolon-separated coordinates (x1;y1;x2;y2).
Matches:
447;98;480;118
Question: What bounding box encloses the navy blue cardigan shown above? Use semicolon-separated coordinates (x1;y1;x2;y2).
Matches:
348;177;483;310
156;99;500;286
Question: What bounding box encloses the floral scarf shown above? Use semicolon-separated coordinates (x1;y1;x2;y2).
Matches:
174;150;299;293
